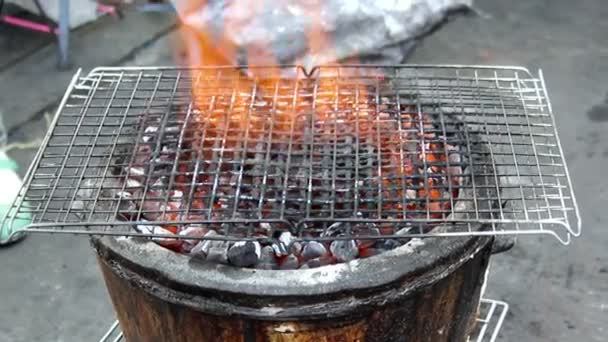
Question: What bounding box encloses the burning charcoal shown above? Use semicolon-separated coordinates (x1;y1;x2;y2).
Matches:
290;242;303;256
143;126;159;143
376;239;402;251
323;222;345;237
152;177;168;189
136;223;170;235
271;241;288;257
136;223;182;249
448;153;463;185
164;126;181;134
256;246;278;270
330;240;359;262
156;237;183;250
180;225;209;239
228;241;261;267
179;226;209;252
206;245;229;264
141;197;162;221
189;230;220;256
279;255;299;270
259;222;272;232
300;241;328;262
117;197;137;218
305;255;334;268
278;231;294;246
355;225;381;249
128;167;146;178
76;178;99;200
359;248;381;258
126;178;142;189
272;231;294;257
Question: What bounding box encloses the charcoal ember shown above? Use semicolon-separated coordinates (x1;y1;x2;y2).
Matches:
136;223;182;249
271;241;288;257
227;241;261;267
290;241;303;256
141;196;162;221
142;126;159;142
330;240;359;262
164;125;181;134
395;226;415;236
279;255;299;270
323;222;346;237
376;239;402;251
151;176;168;190
179;225;209;252
156;237;183;250
136;223;168;235
206;245;229;264
256;246;278;270
259;222;272;233
75;178;97;198
133;145;153;165
127;166;146;180
168;190;184;209
180;225;209;238
189;230;222;256
358;247;381;258
354;225;380;249
448;153;463;185
272;231;294;257
305;255;334;268
300;241;328;262
115;191;132;199
126;178;143;190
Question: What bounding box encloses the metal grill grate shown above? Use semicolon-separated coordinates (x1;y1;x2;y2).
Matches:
0;65;580;244
99;298;508;342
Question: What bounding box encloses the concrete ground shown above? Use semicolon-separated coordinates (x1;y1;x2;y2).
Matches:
0;0;606;341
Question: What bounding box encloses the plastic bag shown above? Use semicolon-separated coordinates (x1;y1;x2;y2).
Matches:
170;0;472;70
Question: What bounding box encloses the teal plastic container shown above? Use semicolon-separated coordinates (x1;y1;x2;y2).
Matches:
0;152;30;245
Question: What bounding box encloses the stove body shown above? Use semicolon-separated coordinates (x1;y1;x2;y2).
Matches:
94;233;493;342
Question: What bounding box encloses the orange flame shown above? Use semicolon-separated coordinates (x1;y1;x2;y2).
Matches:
172;2;448;221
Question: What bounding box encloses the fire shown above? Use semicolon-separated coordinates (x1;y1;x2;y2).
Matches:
169;1;452;222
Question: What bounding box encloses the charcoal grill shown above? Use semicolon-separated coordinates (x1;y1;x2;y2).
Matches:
0;65;580;341
0;65;580;244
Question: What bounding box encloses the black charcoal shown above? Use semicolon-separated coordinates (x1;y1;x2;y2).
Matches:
256;246;278;270
279;255;299;270
330;240;358;262
228;241;261;267
300;241;327;262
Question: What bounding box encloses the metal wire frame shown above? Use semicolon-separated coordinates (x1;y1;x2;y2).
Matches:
469;298;509;342
99;320;123;342
99;297;508;342
0;65;581;244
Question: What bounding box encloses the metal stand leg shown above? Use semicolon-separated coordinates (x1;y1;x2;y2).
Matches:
57;0;70;69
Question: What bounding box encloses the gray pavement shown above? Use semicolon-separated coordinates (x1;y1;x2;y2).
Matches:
1;0;606;341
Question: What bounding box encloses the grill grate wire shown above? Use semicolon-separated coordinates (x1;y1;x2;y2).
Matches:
0;65;581;244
